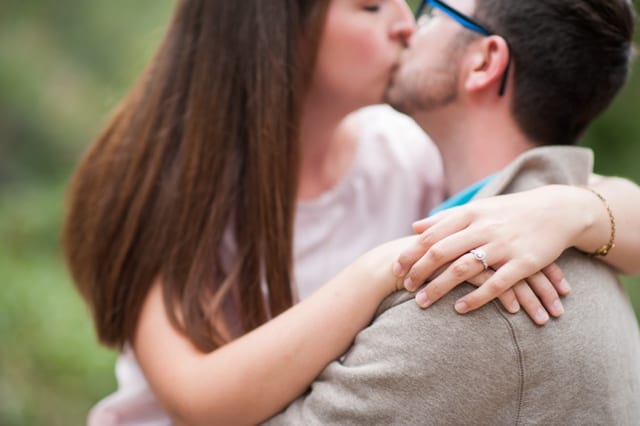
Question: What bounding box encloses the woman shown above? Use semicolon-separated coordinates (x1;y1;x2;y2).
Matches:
63;0;640;424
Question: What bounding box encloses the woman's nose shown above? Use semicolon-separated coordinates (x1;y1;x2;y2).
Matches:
390;0;416;43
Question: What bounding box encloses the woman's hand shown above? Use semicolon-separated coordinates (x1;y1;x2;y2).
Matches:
356;235;421;295
392;187;587;323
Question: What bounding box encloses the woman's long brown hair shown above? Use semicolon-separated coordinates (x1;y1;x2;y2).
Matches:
63;0;329;352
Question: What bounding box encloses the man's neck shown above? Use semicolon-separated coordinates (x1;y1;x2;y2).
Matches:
413;105;535;195
439;133;532;195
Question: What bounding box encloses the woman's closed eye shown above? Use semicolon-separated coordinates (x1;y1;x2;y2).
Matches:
362;1;382;13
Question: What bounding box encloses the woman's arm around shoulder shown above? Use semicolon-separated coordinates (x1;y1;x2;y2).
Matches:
133;237;413;426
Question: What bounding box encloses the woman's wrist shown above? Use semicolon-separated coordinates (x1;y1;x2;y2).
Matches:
357;238;413;296
568;185;614;254
581;186;616;256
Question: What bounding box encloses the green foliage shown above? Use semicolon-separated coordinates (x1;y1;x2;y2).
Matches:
0;0;173;186
1;1;172;424
0;184;118;425
1;1;639;424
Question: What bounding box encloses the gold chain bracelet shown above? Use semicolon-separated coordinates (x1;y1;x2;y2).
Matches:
583;186;616;256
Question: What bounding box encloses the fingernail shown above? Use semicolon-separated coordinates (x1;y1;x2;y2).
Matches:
510;300;520;313
558;279;571;294
416;291;431;308
536;307;549;324
392;262;405;277
552;299;564;316
404;277;416;291
454;300;468;314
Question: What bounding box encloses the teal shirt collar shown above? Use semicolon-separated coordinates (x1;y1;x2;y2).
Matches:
430;174;497;216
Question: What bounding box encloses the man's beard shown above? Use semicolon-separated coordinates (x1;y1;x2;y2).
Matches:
385;64;459;116
385;34;472;116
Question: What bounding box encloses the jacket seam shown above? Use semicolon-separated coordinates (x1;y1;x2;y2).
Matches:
492;301;525;426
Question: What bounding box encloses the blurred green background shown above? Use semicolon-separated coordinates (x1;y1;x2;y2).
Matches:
1;1;639;425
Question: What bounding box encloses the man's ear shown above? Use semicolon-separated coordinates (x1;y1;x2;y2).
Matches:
463;36;510;93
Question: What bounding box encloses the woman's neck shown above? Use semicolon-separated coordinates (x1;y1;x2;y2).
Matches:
298;101;359;201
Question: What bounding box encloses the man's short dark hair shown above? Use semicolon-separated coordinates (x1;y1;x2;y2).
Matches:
475;0;636;145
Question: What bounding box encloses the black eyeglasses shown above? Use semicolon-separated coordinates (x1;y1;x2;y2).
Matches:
414;0;510;96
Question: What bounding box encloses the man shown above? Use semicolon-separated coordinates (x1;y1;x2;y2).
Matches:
266;0;640;424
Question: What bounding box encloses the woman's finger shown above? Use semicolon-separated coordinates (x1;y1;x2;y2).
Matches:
451;261;539;315
413;251;488;307
542;263;571;295
466;271;520;313
411;207;459;233
496;288;520;314
525;271;564;317
394;213;476;280
512;281;550;325
412;214;439;234
400;230;489;290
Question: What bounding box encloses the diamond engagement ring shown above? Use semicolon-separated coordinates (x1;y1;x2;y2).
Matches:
469;248;489;270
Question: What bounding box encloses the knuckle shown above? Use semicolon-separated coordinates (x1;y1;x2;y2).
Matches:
519;256;539;273
397;252;413;266
450;261;470;278
484;220;500;234
459;205;476;220
427;245;446;263
492;240;508;253
485;279;506;295
419;230;436;247
406;266;426;284
398;248;420;265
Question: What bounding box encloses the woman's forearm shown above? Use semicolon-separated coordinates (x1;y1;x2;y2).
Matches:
519;178;640;274
134;238;411;426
